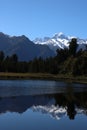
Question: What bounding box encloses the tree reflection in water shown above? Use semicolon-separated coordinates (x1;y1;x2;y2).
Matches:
0;85;87;120
54;86;87;120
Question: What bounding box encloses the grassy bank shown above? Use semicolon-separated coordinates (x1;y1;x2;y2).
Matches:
0;72;87;84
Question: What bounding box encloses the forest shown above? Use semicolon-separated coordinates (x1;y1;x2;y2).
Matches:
0;38;87;76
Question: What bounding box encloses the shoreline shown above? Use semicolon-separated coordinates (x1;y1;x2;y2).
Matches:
0;72;87;84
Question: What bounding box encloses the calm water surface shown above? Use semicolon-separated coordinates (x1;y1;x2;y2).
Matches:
0;80;87;130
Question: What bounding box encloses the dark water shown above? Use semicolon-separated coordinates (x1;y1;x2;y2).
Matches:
0;80;87;130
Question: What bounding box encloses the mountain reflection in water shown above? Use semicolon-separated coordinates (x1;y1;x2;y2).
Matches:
0;83;87;120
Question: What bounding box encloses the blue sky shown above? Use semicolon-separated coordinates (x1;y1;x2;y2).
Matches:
0;0;87;40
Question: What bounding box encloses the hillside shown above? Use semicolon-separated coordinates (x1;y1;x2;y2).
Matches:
0;32;55;61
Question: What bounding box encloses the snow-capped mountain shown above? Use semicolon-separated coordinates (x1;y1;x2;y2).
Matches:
34;32;87;53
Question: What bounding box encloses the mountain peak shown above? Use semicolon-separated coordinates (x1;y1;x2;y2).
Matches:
53;32;68;40
0;32;10;38
58;32;64;37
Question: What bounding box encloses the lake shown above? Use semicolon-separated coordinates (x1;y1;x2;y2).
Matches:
0;79;87;130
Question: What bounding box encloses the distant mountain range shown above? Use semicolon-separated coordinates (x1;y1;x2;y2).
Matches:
34;32;87;53
0;32;87;61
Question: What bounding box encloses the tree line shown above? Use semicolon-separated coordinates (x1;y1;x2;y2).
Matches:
0;38;87;76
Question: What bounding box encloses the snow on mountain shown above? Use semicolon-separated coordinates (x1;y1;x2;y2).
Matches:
34;32;87;53
31;105;86;120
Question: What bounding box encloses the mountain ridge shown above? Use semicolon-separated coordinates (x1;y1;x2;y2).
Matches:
0;32;55;61
0;32;87;61
34;32;87;53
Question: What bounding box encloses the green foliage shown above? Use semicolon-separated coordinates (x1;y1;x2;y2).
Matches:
56;48;69;63
71;51;87;76
69;38;78;56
